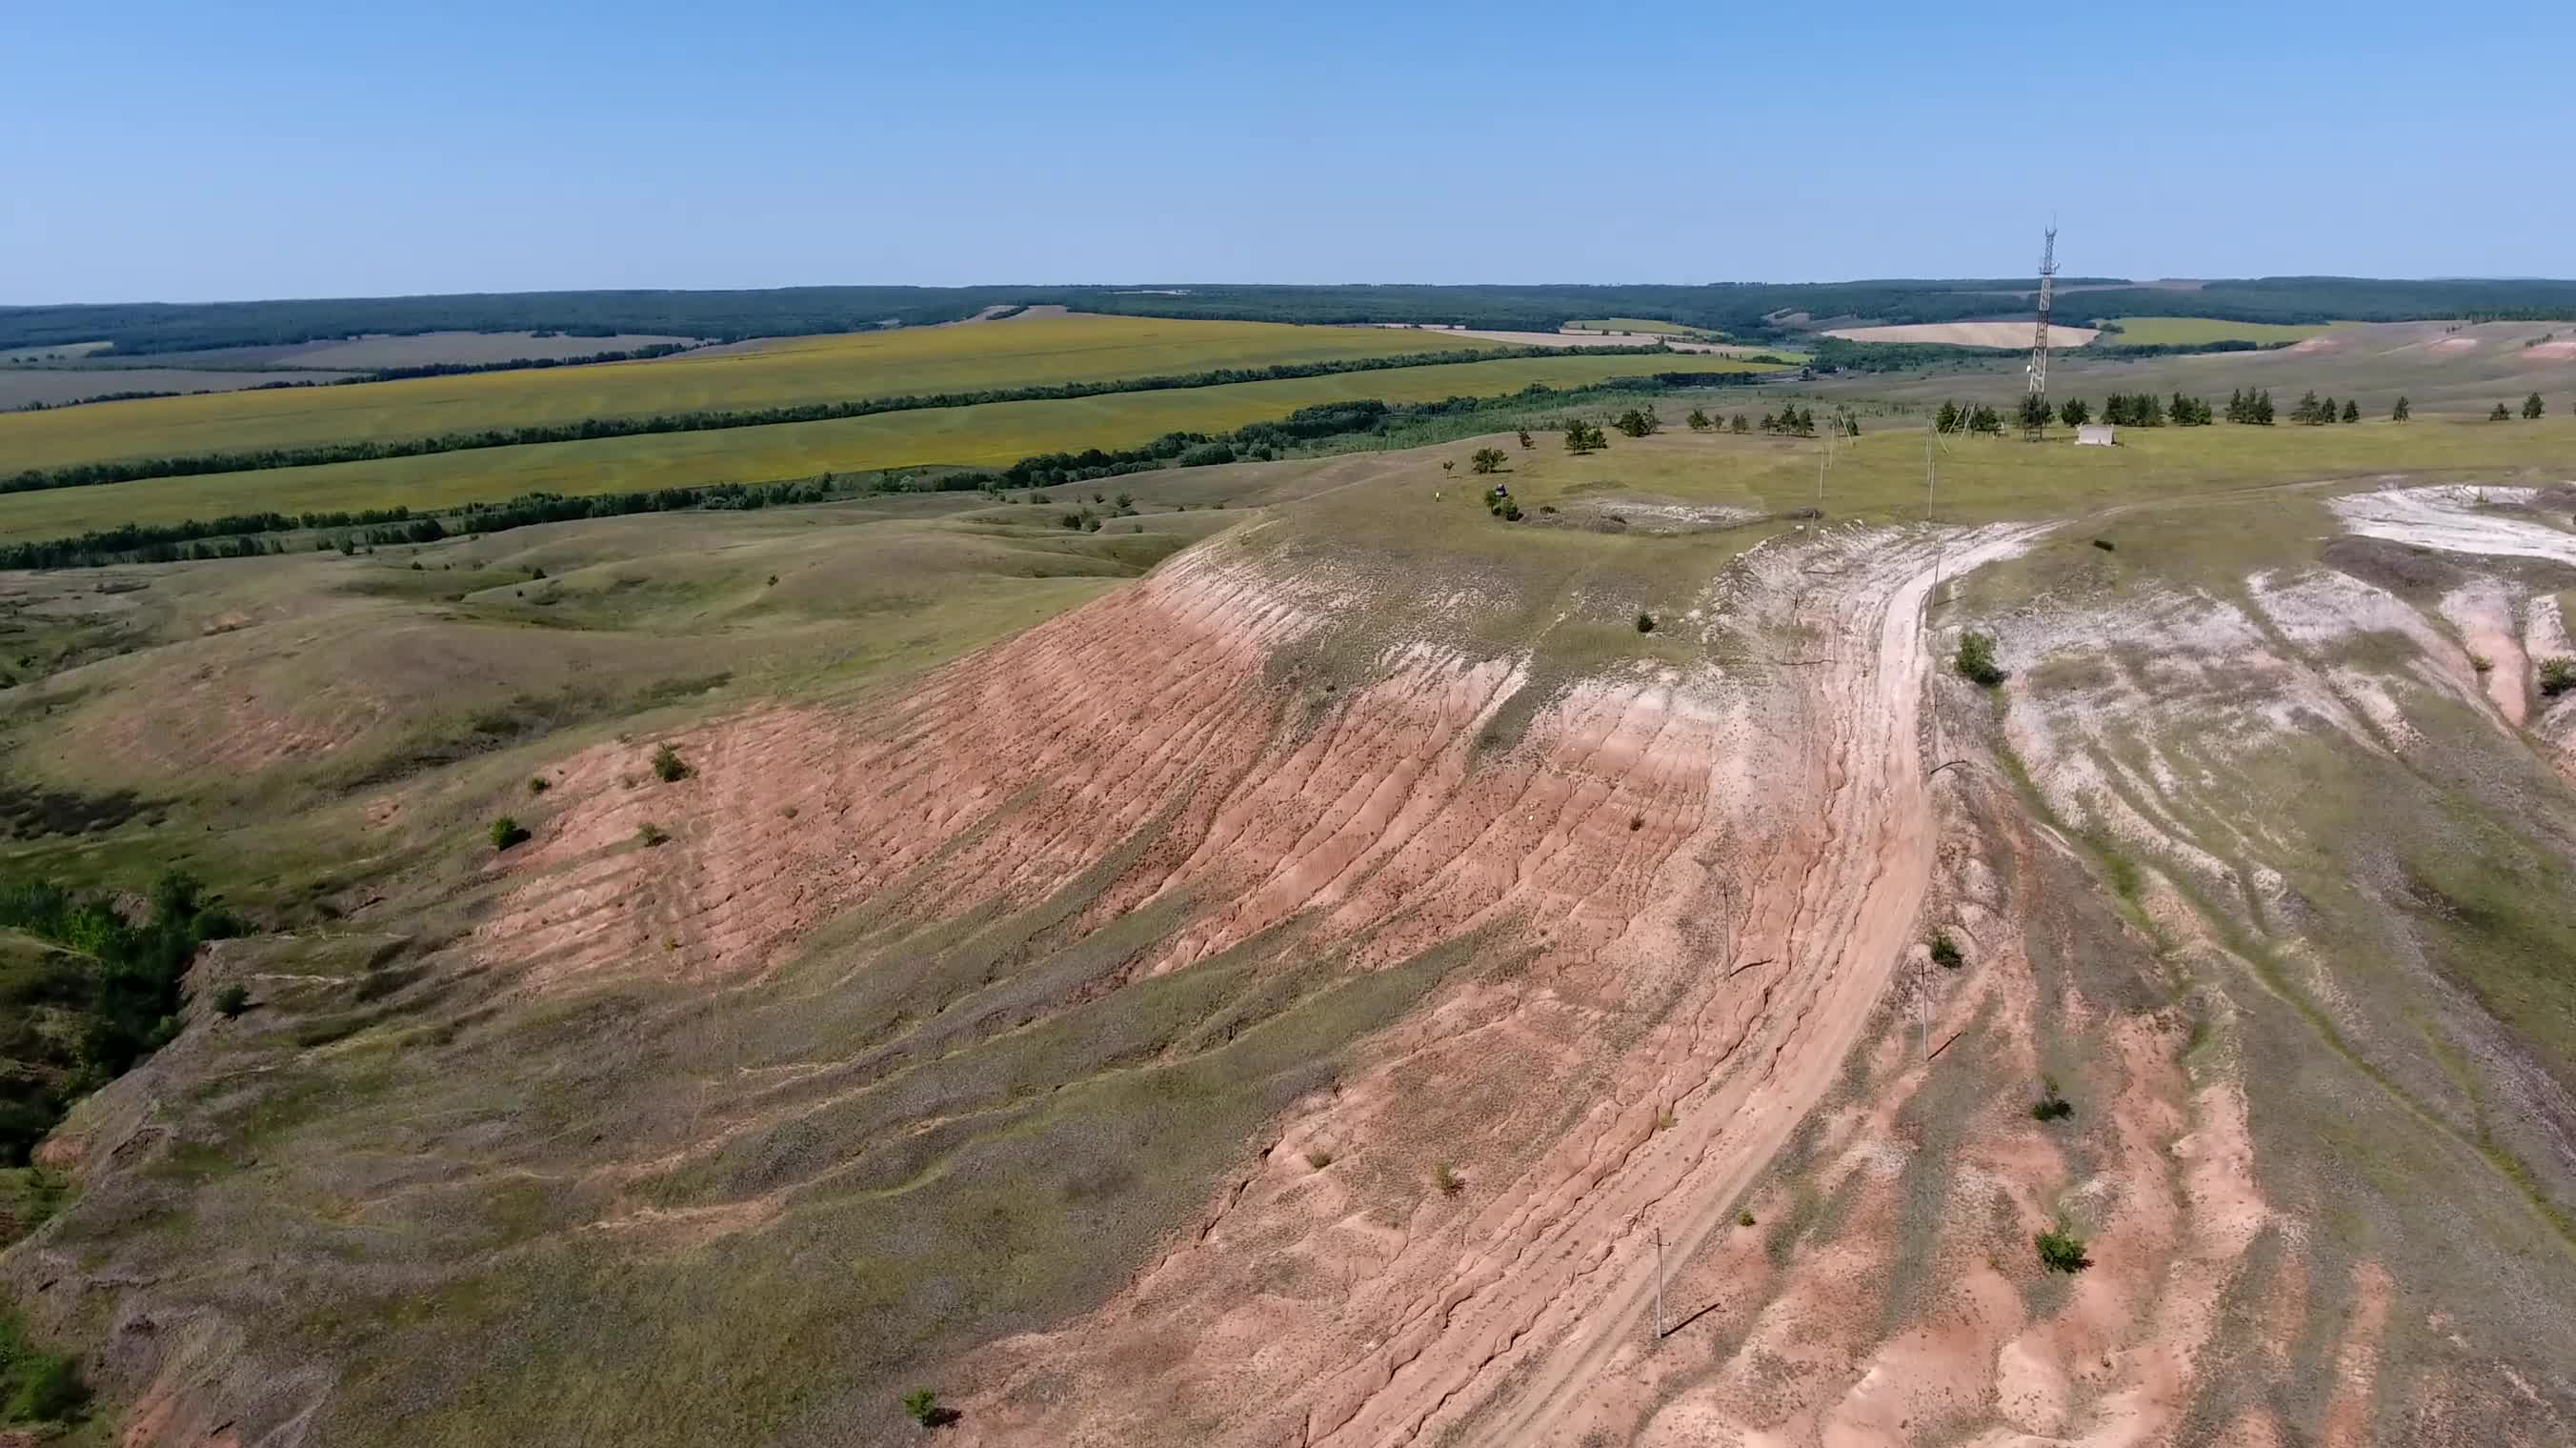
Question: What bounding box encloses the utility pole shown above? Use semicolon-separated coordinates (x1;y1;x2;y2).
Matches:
1653;1226;1666;1340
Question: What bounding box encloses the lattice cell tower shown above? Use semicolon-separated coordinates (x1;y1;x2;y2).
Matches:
2026;224;2059;402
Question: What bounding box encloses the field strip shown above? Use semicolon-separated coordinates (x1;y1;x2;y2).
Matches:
0;314;1500;473
0;355;1781;542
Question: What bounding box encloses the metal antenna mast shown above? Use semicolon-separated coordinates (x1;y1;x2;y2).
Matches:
2026;223;2059;402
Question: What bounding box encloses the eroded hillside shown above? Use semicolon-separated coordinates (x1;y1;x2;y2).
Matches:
5;448;2575;1447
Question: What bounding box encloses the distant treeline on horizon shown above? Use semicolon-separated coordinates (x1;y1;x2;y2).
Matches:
7;278;2576;356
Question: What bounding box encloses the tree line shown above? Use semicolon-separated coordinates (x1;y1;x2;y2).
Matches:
3;345;1663;496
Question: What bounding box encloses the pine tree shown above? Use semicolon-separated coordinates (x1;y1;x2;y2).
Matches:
2392;395;2410;422
2255;390;2276;425
2225;387;2247;424
2060;398;2090;427
2294;390;2324;424
1729;413;1750;433
2341;399;2360;423
2526;392;2546;419
1935;400;1962;433
1686;406;1712;432
2490;402;2512;421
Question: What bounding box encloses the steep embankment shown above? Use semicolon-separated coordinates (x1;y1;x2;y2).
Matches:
15;484;2576;1447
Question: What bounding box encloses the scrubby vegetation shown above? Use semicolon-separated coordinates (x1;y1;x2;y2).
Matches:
1954;631;2006;687
0;872;242;1163
1928;931;1964;969
2035;1223;2092;1273
490;816;530;850
652;744;691;783
2031;1075;2073;1121
0;1306;90;1428
2539;657;2576;697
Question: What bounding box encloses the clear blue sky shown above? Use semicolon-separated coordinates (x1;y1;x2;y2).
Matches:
10;0;2570;304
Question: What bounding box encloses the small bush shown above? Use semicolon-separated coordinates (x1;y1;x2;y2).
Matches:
652;744;690;783
1629;814;1644;832
527;776;550;794
2032;1075;2073;1121
213;983;252;1018
1305;1149;1335;1169
1737;1210;1757;1228
1436;1162;1464;1196
2540;657;2576;696
1636;612;1657;634
3;1350;90;1423
901;1388;945;1427
490;816;530;850
636;822;670;848
2035;1223;2091;1273
1955;631;2006;687
2090;537;2115;553
1928;931;1963;969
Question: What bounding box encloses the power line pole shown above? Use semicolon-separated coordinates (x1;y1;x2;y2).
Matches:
1653;1226;1666;1341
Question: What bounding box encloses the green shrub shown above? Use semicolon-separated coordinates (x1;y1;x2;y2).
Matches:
2032;1075;2073;1121
0;1309;91;1424
1928;931;1963;969
636;823;670;848
490;816;529;850
901;1388;943;1427
2540;657;2576;696
1636;612;1657;634
1737;1210;1757;1227
1955;631;2006;687
527;776;550;794
2035;1223;2091;1273
651;744;690;782
213;983;252;1018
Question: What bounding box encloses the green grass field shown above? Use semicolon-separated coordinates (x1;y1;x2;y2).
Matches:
2098;316;2333;347
1569;318;1710;337
0;314;1501;473
0;353;1786;540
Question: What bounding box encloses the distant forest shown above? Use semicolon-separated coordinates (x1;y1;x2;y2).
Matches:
8;278;2576;355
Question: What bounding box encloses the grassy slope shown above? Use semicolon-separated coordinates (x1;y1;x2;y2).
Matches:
0;354;1783;540
0;314;1497;473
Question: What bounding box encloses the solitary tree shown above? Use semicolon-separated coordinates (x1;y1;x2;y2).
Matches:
2341;399;2360;423
1516;427;1534;449
2017;392;2053;436
2392;395;2411;422
2491;402;2513;421
2526;392;2546;419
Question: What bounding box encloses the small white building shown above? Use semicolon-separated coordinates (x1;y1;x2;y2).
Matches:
2076;423;2117;447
